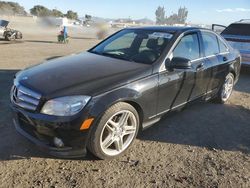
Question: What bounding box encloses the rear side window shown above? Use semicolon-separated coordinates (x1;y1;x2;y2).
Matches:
173;33;200;60
218;38;228;53
201;32;220;56
222;23;250;36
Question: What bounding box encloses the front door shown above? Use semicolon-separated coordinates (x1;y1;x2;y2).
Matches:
157;32;207;114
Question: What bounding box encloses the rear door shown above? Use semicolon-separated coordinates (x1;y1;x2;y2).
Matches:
200;31;228;92
216;36;231;85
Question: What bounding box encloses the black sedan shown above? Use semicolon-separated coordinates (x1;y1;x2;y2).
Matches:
10;26;241;159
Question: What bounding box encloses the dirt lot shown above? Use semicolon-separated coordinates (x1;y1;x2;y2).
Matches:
0;17;249;188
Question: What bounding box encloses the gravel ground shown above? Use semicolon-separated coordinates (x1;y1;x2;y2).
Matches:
0;18;249;188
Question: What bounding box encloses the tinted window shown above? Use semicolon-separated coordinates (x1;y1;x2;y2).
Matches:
91;29;173;64
104;32;135;51
218;38;228;53
222;23;250;36
139;37;166;52
202;32;219;56
173;33;200;60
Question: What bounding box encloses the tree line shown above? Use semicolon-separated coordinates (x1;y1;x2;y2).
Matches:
30;6;78;20
0;1;78;20
155;6;188;25
0;1;27;15
1;1;188;24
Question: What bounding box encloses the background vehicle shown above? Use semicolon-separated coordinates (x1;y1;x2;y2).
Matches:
0;20;22;41
11;27;241;159
213;19;250;67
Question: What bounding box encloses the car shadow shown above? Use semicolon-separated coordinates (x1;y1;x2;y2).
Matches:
138;102;250;154
0;39;24;44
0;39;57;44
138;72;250;154
0;69;249;161
71;37;96;40
25;40;58;44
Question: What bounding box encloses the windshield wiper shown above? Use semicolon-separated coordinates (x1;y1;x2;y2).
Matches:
100;52;130;61
90;50;136;63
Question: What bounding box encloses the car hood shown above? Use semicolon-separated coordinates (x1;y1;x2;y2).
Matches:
16;52;152;98
0;20;9;27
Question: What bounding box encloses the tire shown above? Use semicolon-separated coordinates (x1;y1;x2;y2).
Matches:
214;73;234;104
5;34;14;41
5;33;13;41
15;32;22;39
87;102;140;159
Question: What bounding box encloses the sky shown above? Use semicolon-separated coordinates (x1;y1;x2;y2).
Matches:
6;0;250;25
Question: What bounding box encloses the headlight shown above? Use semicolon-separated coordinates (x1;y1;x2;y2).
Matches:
41;95;91;116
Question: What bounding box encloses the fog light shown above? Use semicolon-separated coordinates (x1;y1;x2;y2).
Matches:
53;137;64;148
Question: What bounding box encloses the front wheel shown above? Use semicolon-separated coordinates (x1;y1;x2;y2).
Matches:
5;33;13;41
214;73;234;103
87;102;139;159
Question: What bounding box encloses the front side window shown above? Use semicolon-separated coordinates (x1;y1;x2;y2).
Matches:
172;33;200;60
202;32;220;56
90;29;173;64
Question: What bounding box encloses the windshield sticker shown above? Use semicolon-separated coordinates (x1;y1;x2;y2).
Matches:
149;32;173;39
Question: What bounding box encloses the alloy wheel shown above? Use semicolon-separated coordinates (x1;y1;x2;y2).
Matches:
100;110;137;156
221;75;234;101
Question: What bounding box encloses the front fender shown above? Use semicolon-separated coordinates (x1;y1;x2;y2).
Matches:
88;74;159;122
89;88;142;119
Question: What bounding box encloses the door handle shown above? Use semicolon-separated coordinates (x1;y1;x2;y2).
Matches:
223;56;228;61
196;63;204;71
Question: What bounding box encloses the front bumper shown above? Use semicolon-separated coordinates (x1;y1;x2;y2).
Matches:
11;105;92;158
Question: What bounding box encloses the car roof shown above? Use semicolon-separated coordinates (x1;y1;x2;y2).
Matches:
234;19;250;24
128;26;201;33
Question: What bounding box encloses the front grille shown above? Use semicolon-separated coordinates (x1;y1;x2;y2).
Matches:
11;85;42;111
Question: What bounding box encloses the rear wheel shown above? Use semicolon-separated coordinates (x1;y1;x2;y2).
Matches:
87;102;139;159
214;73;234;103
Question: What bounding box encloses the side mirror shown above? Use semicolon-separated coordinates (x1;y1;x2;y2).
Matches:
168;57;192;69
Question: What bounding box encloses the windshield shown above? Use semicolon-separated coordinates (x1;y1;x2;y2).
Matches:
0;20;9;27
222;23;250;36
90;29;173;64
